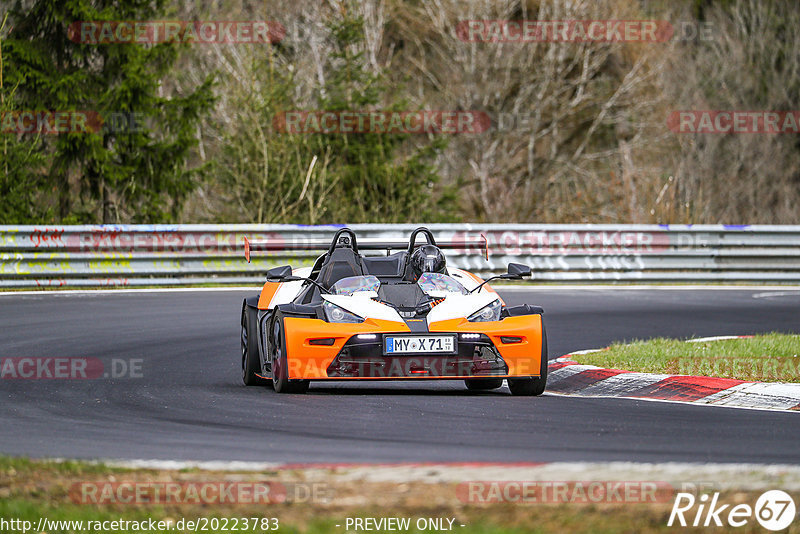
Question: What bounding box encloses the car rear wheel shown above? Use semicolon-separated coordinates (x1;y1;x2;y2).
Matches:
508;325;548;396
464;378;504;391
242;303;270;386
271;313;310;394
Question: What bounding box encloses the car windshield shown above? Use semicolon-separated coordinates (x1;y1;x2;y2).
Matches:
417;272;468;295
331;275;381;296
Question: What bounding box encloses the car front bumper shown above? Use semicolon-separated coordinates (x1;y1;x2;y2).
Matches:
283;314;544;380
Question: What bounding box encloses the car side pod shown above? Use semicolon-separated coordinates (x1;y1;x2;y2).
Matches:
507;323;548;396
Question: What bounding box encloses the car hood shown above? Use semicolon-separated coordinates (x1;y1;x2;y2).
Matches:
322;291;498;324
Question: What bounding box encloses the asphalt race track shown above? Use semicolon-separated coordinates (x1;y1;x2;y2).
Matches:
1;288;799;464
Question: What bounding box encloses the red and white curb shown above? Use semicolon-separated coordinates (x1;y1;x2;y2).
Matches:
547;336;800;412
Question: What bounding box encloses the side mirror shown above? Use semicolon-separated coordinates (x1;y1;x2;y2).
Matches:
507;263;532;278
469;263;531;294
266;265;293;282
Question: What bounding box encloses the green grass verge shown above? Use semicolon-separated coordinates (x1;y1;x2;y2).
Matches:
571;333;800;382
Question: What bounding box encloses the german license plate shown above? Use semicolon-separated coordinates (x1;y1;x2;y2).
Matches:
383;335;456;354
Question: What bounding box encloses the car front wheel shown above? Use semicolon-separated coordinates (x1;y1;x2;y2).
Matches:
508;326;548;396
242;303;270;386
271;312;310;394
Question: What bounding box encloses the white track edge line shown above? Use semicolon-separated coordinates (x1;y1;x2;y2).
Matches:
48;457;800;473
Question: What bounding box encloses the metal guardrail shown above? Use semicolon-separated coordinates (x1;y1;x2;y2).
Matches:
1;224;800;287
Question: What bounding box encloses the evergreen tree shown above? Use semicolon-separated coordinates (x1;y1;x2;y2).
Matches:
316;13;452;222
1;13;49;224
4;0;214;223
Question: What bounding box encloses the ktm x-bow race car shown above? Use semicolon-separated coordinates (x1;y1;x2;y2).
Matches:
240;227;547;395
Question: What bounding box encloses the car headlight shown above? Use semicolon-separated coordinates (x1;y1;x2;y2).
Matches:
468;299;502;322
323;301;364;323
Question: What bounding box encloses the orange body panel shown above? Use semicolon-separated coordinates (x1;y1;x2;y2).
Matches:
282;314;543;380
257;281;281;309
283;317;409;379
428;315;543;377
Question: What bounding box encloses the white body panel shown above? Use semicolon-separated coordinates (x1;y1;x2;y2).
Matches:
449;268;482;291
323;293;405;323
268;267;313;308
425;292;498;323
268;267;499;324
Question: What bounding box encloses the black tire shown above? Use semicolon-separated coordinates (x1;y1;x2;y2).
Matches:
465;378;504;391
271;312;310;394
242;302;270;386
508;325;548;396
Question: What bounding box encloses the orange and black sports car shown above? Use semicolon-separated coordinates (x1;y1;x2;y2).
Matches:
240;227;546;395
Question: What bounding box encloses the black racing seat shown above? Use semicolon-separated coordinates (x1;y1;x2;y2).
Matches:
316;247;366;290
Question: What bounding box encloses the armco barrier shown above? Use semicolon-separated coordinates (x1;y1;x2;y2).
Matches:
1;224;799;287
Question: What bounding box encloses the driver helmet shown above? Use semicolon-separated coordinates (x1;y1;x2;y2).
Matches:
410;245;446;281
